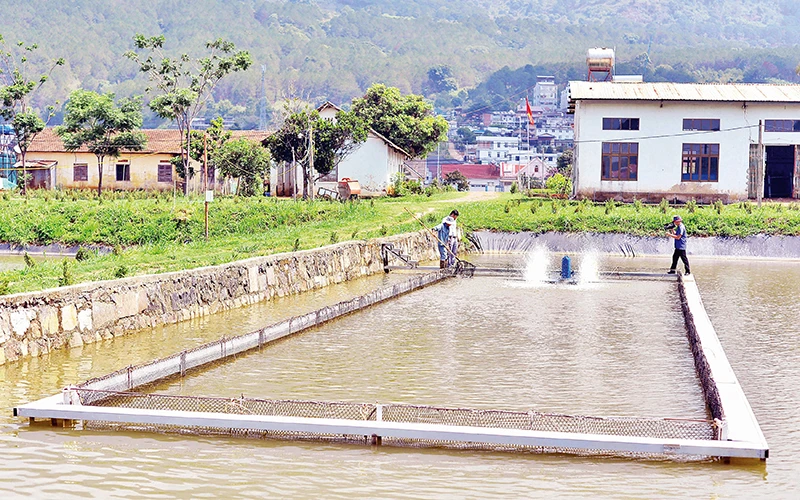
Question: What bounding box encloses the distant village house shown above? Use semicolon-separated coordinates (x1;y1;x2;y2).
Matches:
269;102;410;197
12;128;266;193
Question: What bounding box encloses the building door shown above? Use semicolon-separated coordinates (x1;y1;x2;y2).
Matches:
764;146;794;198
748;144;758;198
28;166;52;190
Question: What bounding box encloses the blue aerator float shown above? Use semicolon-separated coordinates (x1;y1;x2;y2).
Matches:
561;255;573;280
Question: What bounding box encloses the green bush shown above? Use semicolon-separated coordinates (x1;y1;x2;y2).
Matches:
114;265;128;279
58;259;74;286
545;174;572;197
75;247;91;262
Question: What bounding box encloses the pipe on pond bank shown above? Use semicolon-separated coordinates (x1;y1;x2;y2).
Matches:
0;242;112;257
469;231;800;259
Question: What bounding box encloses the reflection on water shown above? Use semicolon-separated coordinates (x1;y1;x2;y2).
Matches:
1;255;797;498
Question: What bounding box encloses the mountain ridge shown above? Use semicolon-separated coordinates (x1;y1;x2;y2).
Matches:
1;0;798;127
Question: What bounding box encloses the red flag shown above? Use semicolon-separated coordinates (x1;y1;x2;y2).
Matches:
525;97;534;125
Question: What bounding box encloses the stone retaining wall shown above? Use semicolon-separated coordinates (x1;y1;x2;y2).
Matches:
0;231;438;365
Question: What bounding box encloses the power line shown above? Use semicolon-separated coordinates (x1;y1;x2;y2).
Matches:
464;84;538;116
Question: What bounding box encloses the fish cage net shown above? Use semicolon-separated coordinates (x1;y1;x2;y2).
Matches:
73;389;718;459
453;259;477;277
27;271;735;461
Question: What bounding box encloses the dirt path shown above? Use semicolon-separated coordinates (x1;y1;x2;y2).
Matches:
437;191;502;202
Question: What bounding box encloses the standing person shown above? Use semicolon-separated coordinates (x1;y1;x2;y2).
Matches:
446;209;460;267
667;215;690;275
433;210;458;269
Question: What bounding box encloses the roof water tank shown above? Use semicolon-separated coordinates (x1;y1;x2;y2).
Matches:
586;48;615;71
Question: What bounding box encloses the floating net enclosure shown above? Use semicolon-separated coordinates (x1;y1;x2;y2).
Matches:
15;271;767;461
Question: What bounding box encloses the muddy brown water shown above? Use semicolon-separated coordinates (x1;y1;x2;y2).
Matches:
1;255;798;498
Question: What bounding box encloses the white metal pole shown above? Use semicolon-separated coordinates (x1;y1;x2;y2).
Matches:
757;120;763;207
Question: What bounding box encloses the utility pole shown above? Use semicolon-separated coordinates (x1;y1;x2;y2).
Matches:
757;119;763;208
437;142;441;182
308;120;314;200
204;133;209;241
292;148;297;200
259;65;267;131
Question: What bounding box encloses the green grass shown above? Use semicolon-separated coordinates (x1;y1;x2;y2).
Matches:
2;191;800;294
457;197;800;238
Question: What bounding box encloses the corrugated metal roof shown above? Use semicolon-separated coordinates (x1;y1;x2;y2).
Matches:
569;81;800;102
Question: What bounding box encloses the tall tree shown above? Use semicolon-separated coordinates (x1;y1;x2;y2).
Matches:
216;138;271;196
351;84;448;158
124;35;252;194
266;107;368;198
56;90;147;196
0;34;63;193
444;170;469;191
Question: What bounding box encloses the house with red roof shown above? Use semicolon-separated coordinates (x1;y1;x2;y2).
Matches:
440;163;502;192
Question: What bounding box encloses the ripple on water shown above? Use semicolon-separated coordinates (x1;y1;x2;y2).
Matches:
1;257;797;497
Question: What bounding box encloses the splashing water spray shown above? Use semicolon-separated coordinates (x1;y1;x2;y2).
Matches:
578;251;601;285
523;246;549;284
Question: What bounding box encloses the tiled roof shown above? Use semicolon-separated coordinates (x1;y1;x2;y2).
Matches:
27;128;270;154
441;163;500;179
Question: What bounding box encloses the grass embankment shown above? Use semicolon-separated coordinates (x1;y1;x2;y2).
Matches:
0;190;462;294
459;197;800;237
2;191;800;294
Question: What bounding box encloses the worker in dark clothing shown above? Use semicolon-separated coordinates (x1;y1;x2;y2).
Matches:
667;215;690;275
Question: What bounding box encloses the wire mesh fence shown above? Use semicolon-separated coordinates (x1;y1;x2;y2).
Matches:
678;277;725;422
73;389;717;452
46;271;729;461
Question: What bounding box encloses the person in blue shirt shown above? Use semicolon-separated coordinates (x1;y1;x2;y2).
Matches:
433;209;459;268
667;215;690;275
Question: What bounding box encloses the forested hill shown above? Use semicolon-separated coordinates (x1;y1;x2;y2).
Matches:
3;0;800;127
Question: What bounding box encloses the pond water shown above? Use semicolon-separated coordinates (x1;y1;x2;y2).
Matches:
1;254;798;498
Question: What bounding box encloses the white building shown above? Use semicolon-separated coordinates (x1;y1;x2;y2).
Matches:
316;102;409;192
476;135;520;163
535;113;574;145
569;81;800;202
489;110;523;128
534;76;558;111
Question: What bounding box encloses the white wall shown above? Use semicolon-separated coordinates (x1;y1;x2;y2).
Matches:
574;100;800;200
337;132;401;191
468;178;502;191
